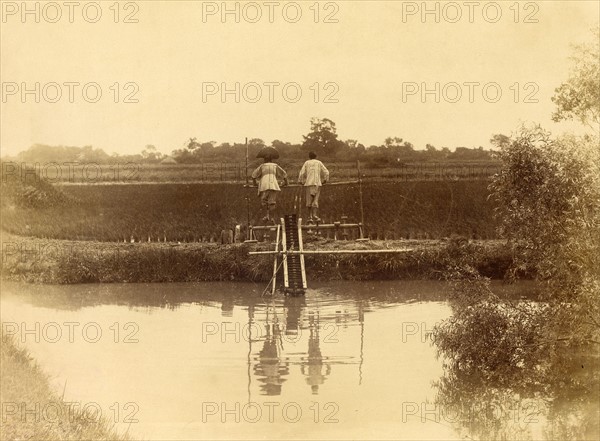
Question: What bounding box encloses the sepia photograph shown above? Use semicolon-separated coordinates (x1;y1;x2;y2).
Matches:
0;1;599;440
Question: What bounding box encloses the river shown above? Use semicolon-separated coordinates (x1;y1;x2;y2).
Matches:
1;280;595;440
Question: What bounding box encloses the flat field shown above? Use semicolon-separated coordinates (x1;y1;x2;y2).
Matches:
11;161;501;184
1;180;497;242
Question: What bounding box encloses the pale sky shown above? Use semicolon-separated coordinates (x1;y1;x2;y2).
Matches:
1;0;598;156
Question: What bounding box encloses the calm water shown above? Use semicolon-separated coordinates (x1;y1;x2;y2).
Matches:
0;280;595;440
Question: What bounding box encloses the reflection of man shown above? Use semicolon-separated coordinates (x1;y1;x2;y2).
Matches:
220;298;234;317
298;151;329;223
254;324;289;395
301;321;331;394
252;157;288;224
284;295;306;337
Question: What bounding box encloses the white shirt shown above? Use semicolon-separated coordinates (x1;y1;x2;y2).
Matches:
298;159;329;186
251;163;287;193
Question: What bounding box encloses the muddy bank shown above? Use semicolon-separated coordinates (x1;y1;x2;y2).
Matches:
1;233;515;284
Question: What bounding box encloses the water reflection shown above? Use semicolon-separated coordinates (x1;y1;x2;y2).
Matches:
1;280;596;440
250;295;335;396
247;290;349;396
433;347;600;441
0;279;452;311
302;316;331;394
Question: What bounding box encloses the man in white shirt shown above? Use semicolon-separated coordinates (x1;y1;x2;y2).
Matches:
298;151;329;222
252;156;288;223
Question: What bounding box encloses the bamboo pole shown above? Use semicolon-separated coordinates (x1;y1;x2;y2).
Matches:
245;137;250;232
249;249;413;256
244;180;358;189
252;223;361;231
271;224;281;295
281;218;289;287
245;137;249;185
357;159;367;240
297;218;307;289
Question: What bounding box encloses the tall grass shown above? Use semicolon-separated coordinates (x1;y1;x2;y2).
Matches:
1;234;513;284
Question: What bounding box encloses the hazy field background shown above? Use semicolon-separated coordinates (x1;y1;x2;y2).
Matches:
1;177;497;242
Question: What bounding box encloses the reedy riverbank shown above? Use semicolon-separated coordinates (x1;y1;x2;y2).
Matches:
1;233;516;284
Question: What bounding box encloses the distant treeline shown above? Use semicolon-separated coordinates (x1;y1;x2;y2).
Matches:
4;139;497;168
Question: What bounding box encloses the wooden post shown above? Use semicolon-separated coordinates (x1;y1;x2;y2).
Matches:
243;137;258;244
271;224;281;295
297;218;307;289
280;218;289;288
357;159;369;241
298;183;303;220
245;137;249;185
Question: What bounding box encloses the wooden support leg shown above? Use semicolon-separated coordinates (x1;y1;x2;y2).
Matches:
281;218;289;290
271;224;281;296
298;218;307;289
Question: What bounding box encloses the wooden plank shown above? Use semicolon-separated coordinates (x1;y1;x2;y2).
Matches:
280;218;289;288
252;223;361;231
271;224;281;296
249;249;413;256
244;180;358;189
297;218;307;289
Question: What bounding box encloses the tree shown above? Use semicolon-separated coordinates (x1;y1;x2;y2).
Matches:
384;137;403;148
340;139;365;161
491;125;599;302
432;126;600;438
551;28;599;129
381;137;415;162
186;137;201;151
16;144;106;163
301;117;342;156
200;142;215;155
248;138;266;149
431;29;600;438
345;139;359;148
141;145;162;162
490;133;510;149
271;140;288;149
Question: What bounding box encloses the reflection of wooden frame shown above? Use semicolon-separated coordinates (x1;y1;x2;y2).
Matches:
297;218;307;289
280;218;289;289
271;224;281;296
251;249;412;255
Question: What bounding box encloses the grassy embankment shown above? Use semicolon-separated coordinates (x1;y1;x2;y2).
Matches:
0;165;513;283
0;332;130;440
1;232;514;284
